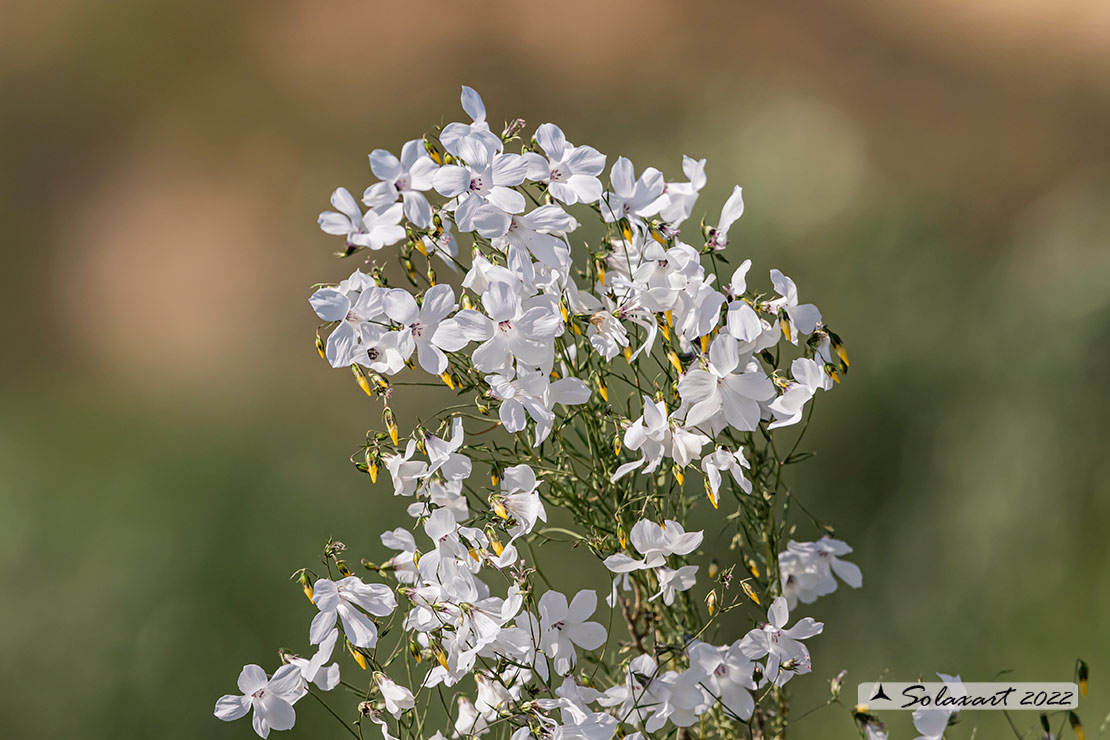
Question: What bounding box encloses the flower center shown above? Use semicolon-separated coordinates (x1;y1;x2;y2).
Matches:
497;320;513;334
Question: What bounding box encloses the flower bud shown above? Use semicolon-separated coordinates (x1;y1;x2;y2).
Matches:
666;350;683;374
422;135;443;165
315;331;326;360
742;580;760;605
1078;659;1089;696
706;590;717;616
296;570;314;602
439;372;455;390
347;639;368;670
708;559;720;579
1069;711;1084;740
383;407;399;445
352;365;373;397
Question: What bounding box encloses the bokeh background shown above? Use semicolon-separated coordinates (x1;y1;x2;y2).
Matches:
3;1;1109;738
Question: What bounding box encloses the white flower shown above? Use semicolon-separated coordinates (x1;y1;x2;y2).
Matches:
586;310;629;360
440;85;503;157
423;417;472;482
779;536;862;608
286;628;341;696
214;664;302;738
534;589;607;676
385;439;428;497
377;674;415;718
738;597;822;686
384;284;467;375
452;696;490;738
433;139;529;238
654;156;707;226
309;274;387;368
363;139;440;227
487;367;591;446
687;640;756;721
707;186;744;250
611;396;708;482
600;157;664;224
701;446;752;507
912;709;950;740
455;282;561;373
678;334;775;436
318;187;406;251
494;204;577;269
492;464;547;538
651;565;698;605
604;519;703;572
768;357;832;429
525;123;606;205
766;269;821;344
310;576;397;649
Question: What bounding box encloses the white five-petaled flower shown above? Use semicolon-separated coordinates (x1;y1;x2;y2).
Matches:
738;597;823;686
486;367;591;446
604;519;703;572
214;663;302;738
363;139;440;228
524;122;606;205
494;204;578;269
701;445;753;507
318;187;406;251
454;281;561;373
376;674;415;718
433;137;530;238
768;357;832;429
611;396;709;482
779;536;862;608
439;85;503;157
308;271;387;368
679;334;776;436
687;640;756;721
384;283;468;375
651;565;698;605
600;157;664;224
492;463;547;538
533;589;607;676
767;269;821;344
310;576;397;649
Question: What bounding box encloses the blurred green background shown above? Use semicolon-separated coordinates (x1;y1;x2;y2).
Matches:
2;1;1109;738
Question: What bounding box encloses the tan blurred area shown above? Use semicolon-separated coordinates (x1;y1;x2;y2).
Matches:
4;0;1109;390
2;2;1108;739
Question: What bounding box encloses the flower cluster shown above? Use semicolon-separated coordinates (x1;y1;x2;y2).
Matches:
216;87;859;740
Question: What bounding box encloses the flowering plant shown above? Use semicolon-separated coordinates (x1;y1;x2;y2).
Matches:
214;86;864;740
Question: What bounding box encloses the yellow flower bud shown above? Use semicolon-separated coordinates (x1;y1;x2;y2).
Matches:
348;641;368;670
383;407;399;445
742;580;761;605
667;350;683;374
706;590;718;616
352;365;373;397
315;332;326;360
440;372;455;389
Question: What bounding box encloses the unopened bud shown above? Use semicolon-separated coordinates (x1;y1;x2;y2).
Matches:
315;331;326;360
383;407;399;445
352;365;373;397
706;590;717;616
742;580;761;605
